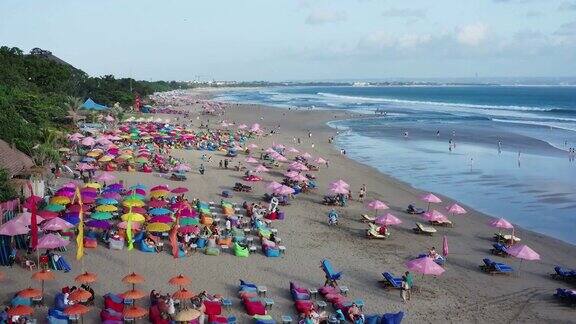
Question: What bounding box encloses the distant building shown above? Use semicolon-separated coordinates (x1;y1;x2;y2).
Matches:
0;139;34;178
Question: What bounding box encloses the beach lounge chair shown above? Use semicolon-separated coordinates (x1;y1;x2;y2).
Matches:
430;219;453;227
382;311;404;324
380;272;403;289
321;259;342;286
554;288;576;305
493;233;521;243
366;223;389;239
289;282;311;301
412;222;437;236
491;243;509;257
551;266;576;282
480;258;514;275
361;214;375;222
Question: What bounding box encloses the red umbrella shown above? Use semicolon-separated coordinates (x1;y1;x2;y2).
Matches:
148;200;168;208
171;187;188;194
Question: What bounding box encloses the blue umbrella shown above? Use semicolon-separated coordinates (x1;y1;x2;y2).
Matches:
63;215;80;225
148;208;172;216
97;198;118;205
130;184;147;190
81;157;96;162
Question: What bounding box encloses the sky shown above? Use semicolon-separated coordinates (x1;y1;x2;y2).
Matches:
1;0;575;81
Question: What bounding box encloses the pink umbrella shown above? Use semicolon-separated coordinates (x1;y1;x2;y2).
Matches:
118;221;141;230
81;137;95;146
13;212;45;226
287;147;299;154
487;218;514;229
284;171;299;178
367;200;389;211
265;148;276;154
37;234;70;249
406;257;445;276
149;216;174;223
274;154;288;162
442;235;449;257
274;185;295;195
301;152;312;159
314;157;327;164
76;163;94;171
267;181;283;191
506;244;540;261
289;162;309;171
330;185;349;195
291;174;308;182
247;143;258;149
330;180;349;188
171;187;188;194
0;219;30;236
237;124;248;129
178;225;201;235
446;203;467;215
421;193;442;211
148;200;168;208
105;115;115;122
245;157;259;164
274;143;286;149
250;123;261;132
423;210;448;222
41;218;74;231
96;172;116;183
254;165;269;173
172;164;191;172
375;213;402;226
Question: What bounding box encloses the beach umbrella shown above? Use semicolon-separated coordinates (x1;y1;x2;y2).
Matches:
98;155;114;162
330;180;349;188
121;213;145;222
7;305;34;317
442;235;449;257
287;147;299;154
148;200;168;208
421;193;442;211
124;193;145;200
129;206;147;215
101;192;121;200
446;203;467;216
118;221;141;230
75;271;98;284
488;217;514;230
254;164;269;173
13;212;45;226
292;174;308;182
178;225;200;234
123;272;145;285
0;220;30;236
173;288;195;300
147;223;171;233
171;187;188;194
19;287;42;299
179;218;199;226
85;182;102;189
314;157;327;164
37;210;59;220
274;154;288;162
37;234;70;249
423;210;449;223
405;257;445;276
301;152;312;159
76;163;94;171
245;157;259;164
284;171;299;178
151;185;169;191
68;205;83;213
289;162;308;171
64;304;90;323
54;190;75;198
86;219;112;229
32;269;55;294
250;123;261;132
41;218;74;231
50;196;71;205
123;200;145;208
172;164;191;172
366;200;389;216
130;184;147;190
175;309;202;322
149;216;173;223
96;205;118;212
238;124;248;129
81;137;95;146
274;185;295;196
69;288;92;302
375;213;402;226
149;208;172;216
169;274;191;289
90;211;114;220
123;306;147;320
329;185;349;195
123;289;146;300
247;143;258;149
97;198;118;205
274;143;286;149
150;190;170;199
62;214;80;226
44;204;66;212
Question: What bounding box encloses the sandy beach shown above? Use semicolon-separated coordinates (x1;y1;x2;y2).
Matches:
2;89;575;323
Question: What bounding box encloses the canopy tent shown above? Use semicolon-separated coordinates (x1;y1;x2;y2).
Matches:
81;98;108;111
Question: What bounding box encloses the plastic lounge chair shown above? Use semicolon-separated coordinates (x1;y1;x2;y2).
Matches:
321;259;342;282
360;214;375;222
367;223;389;239
551;266;576;281
480;258;514;275
491;243;509;257
380;272;403;289
430;219;453;227
493;233;521;243
554;288;576;305
412;222;437;235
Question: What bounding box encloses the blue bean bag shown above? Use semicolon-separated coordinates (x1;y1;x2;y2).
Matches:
47;308;69;324
264;247;280;257
196;238;207;248
138;240;155;253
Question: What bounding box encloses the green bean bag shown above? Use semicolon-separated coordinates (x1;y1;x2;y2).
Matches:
233;243;250;257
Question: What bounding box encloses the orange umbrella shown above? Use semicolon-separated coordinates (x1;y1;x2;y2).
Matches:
123;289;146;300
8;305;34;317
168;274;191;288
123;305;147;319
18;287;42;298
69;288;92;302
31;269;56;294
173;288;194;300
64;303;91;324
122;272;145;284
75;271;97;284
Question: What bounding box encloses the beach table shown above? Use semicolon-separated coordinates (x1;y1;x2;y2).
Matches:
264;298;274;310
257;286;267;296
270;228;278;234
339;286;349;296
316;300;327;310
249;246;257;253
281;315;293;323
309;288;318;299
221;298;232;310
279;246;286;255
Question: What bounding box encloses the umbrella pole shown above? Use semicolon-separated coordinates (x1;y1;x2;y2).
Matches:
427;202;431;212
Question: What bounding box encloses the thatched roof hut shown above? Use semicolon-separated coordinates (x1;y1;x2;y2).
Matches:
0;139;34;178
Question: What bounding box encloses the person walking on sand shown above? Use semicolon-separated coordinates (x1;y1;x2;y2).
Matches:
358;184;366;202
405;271;413;301
401;275;408;302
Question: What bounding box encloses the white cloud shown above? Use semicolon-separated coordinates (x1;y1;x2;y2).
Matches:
305;9;346;25
382;8;426;19
358;31;432;50
456;23;488;46
559;1;576;10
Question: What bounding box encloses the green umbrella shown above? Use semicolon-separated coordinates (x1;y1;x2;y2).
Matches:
124;194;145;201
179;218;199;226
44;204;66;212
135;157;148;164
90;211;114;220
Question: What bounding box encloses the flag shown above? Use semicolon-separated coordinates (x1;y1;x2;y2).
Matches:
74;187;84;260
126;207;133;251
26;182;38;249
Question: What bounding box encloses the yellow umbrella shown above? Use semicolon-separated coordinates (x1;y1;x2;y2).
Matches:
85;182;102;189
147;223;171;232
121;213;145;222
96;205;118;212
86;151;101;158
150;190;170;198
50;196;71;205
98;155;113;162
123;200;145;208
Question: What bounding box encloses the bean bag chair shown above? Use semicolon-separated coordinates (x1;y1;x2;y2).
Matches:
205;247;221;256
240;280;258;289
318;285;339;296
218;237;232;247
263;247;280;257
264;212;278;220
100;308;122;322
11;295;32;306
290;282;311;301
203;301;222;316
295;300;314;314
149;305;170;324
138;240;156;253
84;237;97;248
196;238;207;248
54;293;66;311
243;298;266;316
208;315;228;323
104;294;124;313
201;216;214;225
253;315;276;324
233;243;249;257
239;291;258;300
382;311;404;324
47;308;69;324
133;231;145;242
365;315;381;324
258;229;272;239
54;255;71;272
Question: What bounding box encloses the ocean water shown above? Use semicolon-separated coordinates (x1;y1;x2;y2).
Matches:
215;86;576;244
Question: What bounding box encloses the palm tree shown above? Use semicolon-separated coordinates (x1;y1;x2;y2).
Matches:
64;96;85;125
